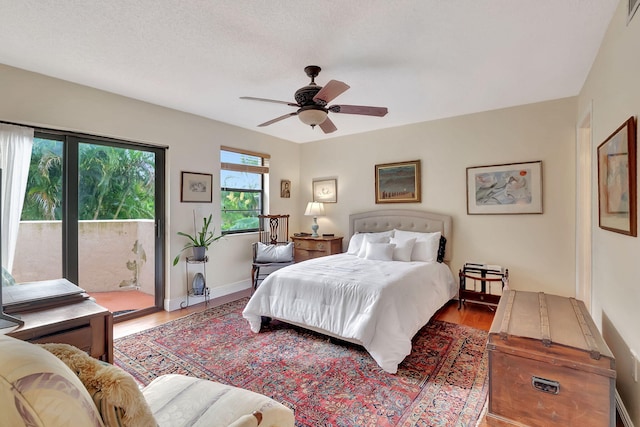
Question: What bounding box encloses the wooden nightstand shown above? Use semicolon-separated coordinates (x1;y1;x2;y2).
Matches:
291;235;343;262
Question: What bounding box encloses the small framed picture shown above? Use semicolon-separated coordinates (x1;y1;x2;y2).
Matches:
466;161;543;214
597;116;637;236
181;171;212;203
375;160;421;203
281;179;291;198
312;178;337;203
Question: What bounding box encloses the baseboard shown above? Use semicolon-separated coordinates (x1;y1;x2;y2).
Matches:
164;279;251;311
616;389;635;427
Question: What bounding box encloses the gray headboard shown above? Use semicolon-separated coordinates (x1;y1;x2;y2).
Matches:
349;209;452;262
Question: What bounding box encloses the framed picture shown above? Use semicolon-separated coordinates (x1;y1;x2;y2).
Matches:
312;178;337;203
280;179;291;198
375;160;421;204
466;161;543;214
597;116;637;236
180;171;212;203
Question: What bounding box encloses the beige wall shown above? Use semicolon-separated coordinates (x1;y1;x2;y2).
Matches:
0;63;301;310
0;63;578;301
578;0;640;423
300;98;578;296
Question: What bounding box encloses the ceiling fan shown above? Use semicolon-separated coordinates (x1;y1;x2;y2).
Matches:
240;65;388;134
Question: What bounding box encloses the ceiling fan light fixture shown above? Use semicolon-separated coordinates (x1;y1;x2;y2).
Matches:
241;65;388;133
298;108;327;127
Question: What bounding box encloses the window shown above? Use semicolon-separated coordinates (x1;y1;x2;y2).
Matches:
220;146;269;234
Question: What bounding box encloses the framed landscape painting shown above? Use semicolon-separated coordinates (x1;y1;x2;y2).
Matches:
375;160;421;203
181;171;212;203
466;161;543;214
597;116;637;236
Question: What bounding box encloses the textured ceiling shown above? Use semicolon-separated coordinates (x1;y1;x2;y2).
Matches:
0;1;618;143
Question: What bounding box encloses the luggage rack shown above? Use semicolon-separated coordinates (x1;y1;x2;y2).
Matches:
458;263;508;309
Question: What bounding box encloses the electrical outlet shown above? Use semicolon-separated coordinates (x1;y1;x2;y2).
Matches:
631;349;639;382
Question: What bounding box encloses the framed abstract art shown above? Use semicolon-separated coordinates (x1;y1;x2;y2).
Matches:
466;161;543;214
597;116;637;236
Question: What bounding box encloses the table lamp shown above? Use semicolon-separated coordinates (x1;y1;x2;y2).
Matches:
304;202;325;237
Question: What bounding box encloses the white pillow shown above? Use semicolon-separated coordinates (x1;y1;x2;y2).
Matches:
389;237;416;262
346;233;366;255
255;242;294;262
364;242;395;261
356;232;393;258
347;230;394;255
393;229;441;263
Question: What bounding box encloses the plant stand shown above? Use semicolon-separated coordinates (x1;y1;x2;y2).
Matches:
180;256;210;309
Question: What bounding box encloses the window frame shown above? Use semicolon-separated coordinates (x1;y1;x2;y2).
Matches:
220;146;269;235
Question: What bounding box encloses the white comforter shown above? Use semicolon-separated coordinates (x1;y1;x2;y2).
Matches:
242;253;457;373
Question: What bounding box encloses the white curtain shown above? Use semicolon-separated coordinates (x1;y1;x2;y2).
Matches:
0;124;34;273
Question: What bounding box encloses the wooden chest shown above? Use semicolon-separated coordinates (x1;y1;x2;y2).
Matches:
487;290;615;427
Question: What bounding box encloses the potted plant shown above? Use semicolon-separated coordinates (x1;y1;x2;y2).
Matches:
173;213;223;266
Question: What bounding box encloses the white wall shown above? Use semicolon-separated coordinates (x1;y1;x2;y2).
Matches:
578;0;640;423
0;64;301;309
300;97;578;296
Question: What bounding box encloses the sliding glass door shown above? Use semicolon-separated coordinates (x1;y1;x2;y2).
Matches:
15;132;165;318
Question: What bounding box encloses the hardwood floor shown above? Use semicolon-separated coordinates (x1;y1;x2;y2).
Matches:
113;289;251;339
434;299;496;331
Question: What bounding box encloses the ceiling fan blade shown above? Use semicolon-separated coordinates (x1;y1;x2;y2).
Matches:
329;104;388;117
319;117;337;134
258;112;298;127
240;96;298;107
313;80;350;105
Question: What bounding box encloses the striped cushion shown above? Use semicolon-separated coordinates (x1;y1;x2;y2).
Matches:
0;335;104;427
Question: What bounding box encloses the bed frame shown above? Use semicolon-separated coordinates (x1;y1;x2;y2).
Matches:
349;209;452;262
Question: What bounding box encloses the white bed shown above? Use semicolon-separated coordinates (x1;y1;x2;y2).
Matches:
242;209;457;374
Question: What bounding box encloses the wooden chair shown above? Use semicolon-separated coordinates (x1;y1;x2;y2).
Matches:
251;214;294;290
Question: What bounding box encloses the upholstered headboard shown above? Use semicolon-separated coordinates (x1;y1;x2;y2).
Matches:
349;209;452;262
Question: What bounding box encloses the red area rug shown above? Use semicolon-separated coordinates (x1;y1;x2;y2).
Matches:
114;298;488;426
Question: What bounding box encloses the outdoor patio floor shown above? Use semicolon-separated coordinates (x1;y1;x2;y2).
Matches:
90;290;155;315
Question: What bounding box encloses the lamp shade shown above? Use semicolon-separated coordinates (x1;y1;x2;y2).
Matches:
304;202;325;216
298;109;328;126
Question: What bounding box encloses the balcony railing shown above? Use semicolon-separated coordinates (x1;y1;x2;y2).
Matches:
12;220;156;314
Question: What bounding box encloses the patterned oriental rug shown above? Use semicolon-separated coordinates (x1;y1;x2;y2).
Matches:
114;298;489;427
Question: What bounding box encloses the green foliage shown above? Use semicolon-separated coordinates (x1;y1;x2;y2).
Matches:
173;214;224;266
220;190;261;232
21;139;63;220
21;138;156;221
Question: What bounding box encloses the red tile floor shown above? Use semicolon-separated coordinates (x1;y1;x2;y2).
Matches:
90;290;155;315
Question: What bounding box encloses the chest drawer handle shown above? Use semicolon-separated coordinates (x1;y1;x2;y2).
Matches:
531;376;559;395
316;243;325;250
